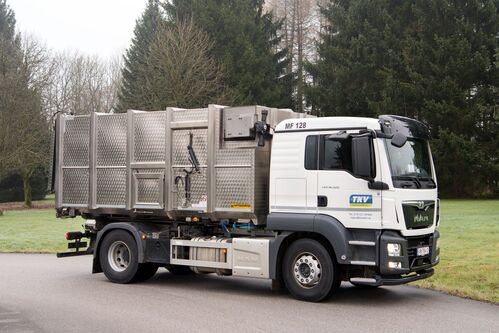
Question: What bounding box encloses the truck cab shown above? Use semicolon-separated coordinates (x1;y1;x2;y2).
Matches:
268;115;439;292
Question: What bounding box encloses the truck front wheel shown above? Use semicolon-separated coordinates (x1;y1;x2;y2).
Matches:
100;230;157;283
282;238;339;302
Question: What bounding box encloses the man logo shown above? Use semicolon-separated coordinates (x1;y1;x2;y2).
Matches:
349;194;373;207
414;214;430;223
417;201;425;210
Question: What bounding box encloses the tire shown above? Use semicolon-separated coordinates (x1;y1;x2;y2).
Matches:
282;238;339;302
135;263;159;282
100;230;142;284
166;265;193;275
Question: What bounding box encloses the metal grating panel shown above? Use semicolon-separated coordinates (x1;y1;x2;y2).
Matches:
135;168;164;174
63;116;90;166
216;148;253;165
171;108;208;122
215;168;254;209
172;129;208;166
137;178;161;204
96;168;126;206
133;112;166;162
172;168;207;209
97;114;127;166
62;168;89;205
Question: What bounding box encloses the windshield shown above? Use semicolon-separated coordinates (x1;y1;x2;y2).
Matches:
384;139;432;178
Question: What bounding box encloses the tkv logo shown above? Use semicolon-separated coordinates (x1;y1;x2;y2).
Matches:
414;214;429;223
349;194;373;207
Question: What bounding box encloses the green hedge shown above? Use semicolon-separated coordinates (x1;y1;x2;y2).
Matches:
0;171;47;203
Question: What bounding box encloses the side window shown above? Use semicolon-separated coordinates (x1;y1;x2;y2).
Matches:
319;135;353;172
304;135;318;170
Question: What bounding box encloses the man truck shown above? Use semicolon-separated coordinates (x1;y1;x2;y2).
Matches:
54;105;440;302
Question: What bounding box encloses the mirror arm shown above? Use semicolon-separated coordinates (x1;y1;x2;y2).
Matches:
374;130;391;139
368;181;389;190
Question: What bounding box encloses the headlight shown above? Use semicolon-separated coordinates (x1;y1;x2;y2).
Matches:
387;243;401;257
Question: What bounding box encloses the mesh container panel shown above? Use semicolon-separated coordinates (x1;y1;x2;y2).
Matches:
96;168;126;206
171;108;208;122
135;168;164;174
216;148;253;165
172;168;207;209
133;112;166;162
63;116;90;166
215;168;254;208
97;114;127;166
62;168;88;205
172;129;208;166
137;178;161;204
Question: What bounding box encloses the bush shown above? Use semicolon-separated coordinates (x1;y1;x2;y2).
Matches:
0;171;47;203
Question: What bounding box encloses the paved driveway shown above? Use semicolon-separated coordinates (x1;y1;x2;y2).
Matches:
0;254;497;332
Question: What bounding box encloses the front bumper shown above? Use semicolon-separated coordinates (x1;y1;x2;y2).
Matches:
350;268;434;286
379;230;440;275
348;229;439;286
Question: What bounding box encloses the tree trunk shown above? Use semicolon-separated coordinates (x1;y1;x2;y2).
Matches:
296;9;304;113
23;174;32;208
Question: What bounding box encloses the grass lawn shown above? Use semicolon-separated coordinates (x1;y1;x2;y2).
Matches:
412;199;499;303
0;199;497;303
0;209;83;253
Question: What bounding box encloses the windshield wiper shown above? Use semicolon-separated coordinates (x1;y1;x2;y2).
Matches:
392;176;422;188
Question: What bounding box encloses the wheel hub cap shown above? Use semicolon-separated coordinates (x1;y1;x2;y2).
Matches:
293;253;322;287
108;241;130;272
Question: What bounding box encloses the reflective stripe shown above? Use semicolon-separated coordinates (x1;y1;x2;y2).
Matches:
349;240;376;246
350;260;376;266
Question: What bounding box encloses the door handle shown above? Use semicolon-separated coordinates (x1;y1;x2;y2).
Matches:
318;195;328;207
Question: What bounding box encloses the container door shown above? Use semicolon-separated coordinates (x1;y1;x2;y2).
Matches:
129;111;167;210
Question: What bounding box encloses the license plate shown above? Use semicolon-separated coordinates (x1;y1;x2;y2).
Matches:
417;246;430;256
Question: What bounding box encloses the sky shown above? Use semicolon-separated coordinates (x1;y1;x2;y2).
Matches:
7;0;147;58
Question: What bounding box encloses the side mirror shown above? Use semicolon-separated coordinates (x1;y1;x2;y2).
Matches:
391;132;407;147
351;136;375;179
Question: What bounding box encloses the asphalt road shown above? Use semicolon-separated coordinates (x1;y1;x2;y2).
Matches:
0;254;497;333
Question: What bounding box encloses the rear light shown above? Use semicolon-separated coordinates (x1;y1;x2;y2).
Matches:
65;232;69;240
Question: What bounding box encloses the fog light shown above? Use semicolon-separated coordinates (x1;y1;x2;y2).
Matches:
387;243;401;256
388;261;402;269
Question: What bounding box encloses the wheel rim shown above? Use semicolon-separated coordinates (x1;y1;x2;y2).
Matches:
108;241;130;272
293;252;322;288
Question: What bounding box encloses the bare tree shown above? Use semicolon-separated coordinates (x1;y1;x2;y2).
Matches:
45;51;122;116
266;0;323;112
143;19;229;109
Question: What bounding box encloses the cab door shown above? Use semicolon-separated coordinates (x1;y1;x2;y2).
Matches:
316;130;382;229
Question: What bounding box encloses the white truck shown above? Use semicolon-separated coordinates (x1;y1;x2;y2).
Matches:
54;105;440;302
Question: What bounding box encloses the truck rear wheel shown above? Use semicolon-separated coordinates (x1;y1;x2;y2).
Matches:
282;238;339;302
100;230;157;283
